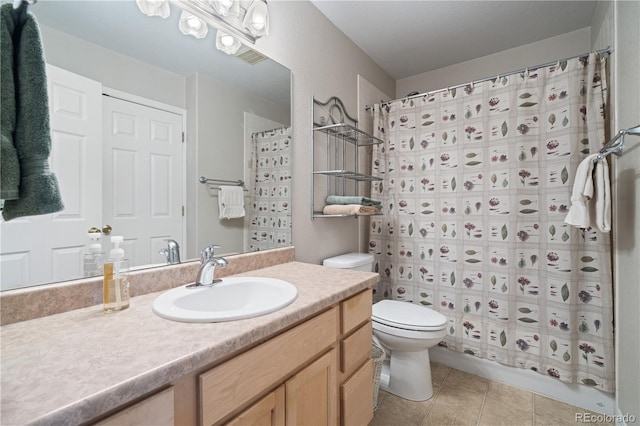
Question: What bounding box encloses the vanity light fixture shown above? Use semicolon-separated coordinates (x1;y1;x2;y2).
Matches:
209;0;239;17
135;0;170;18
243;0;269;37
179;10;208;39
136;0;270;56
215;31;241;55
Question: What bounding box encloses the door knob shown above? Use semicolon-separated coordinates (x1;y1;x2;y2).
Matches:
102;225;112;235
87;227;101;234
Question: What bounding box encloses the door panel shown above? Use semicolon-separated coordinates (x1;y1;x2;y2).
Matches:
102;96;183;268
0;65;102;289
285;349;337;426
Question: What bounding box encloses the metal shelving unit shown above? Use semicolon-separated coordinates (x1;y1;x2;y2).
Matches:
311;97;383;218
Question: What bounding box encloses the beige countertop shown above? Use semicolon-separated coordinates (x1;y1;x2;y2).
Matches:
0;261;378;425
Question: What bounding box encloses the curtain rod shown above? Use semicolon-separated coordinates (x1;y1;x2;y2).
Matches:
365;47;612;111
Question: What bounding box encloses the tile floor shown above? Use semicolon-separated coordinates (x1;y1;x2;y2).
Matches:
370;362;613;426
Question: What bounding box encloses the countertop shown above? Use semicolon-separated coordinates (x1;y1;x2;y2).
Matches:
0;261;378;425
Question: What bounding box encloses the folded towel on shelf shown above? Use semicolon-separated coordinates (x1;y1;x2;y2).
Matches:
323;204;381;216
564;154;611;232
218;186;245;220
1;5;64;220
325;195;382;207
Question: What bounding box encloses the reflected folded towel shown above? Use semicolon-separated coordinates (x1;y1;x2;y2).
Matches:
564;154;610;232
218;186;245;220
325;195;382;207
323;204;381;216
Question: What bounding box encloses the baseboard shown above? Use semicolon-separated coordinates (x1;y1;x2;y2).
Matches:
431;347;615;415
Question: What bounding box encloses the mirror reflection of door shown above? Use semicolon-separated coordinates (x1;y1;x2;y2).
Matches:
102;96;184;268
0;66;185;290
1;65;102;290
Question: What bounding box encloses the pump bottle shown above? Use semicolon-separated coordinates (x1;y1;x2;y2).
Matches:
103;236;130;312
83;232;105;278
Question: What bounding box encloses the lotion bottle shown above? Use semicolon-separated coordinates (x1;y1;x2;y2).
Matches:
103;236;130;312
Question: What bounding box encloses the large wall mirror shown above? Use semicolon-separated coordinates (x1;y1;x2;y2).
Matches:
0;1;292;291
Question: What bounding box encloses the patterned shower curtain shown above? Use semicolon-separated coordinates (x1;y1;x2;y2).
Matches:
370;53;614;392
248;127;292;251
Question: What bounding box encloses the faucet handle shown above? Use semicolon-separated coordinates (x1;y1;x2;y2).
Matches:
200;244;221;264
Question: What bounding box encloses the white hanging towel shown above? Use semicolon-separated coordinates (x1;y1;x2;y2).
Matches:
592;158;611;232
564;154;597;229
218;186;245;220
564;154;611;232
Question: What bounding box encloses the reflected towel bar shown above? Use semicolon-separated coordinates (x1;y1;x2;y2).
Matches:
199;176;248;192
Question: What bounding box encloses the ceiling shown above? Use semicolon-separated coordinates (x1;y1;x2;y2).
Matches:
310;0;599;80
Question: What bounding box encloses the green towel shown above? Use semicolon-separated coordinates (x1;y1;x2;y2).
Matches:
325;195;382;207
2;5;63;221
1;4;20;200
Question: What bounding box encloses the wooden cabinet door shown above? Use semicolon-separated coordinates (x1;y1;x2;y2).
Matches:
227;386;284;426
340;360;373;426
285;349;337;426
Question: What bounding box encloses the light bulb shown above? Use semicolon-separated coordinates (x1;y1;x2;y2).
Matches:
186;16;202;30
215;31;241;54
220;0;233;8
221;34;235;47
243;0;268;36
252;12;265;30
179;10;208;38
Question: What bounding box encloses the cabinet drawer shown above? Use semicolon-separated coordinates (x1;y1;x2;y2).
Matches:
199;307;338;426
341;289;372;334
340;360;373;426
340;321;372;375
94;387;174;426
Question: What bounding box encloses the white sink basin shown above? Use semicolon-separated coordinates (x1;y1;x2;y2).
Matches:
152;277;298;323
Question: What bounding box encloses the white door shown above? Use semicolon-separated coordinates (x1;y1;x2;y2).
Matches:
0;65;102;290
102;96;184;268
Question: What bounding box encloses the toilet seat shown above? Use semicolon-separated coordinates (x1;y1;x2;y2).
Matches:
372;300;447;331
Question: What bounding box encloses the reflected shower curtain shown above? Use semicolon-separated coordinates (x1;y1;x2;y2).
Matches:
248;127;292;251
370;53;614;391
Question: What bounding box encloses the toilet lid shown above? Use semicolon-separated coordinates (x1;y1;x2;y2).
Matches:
372;300;447;331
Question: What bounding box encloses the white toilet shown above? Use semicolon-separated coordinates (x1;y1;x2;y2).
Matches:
322;253;446;401
322;252;375;272
372;300;447;401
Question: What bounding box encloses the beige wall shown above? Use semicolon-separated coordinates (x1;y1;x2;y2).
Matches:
186;73;290;258
591;1;640;418
254;1;396;264
611;1;640;420
396;27;591;98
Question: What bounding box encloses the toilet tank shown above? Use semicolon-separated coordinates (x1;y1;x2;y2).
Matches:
323;252;374;272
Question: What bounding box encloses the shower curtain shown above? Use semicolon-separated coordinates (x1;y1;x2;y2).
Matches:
370;53;614;392
248;126;292;251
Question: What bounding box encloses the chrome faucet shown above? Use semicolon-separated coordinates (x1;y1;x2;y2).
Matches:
159;239;181;264
187;244;228;288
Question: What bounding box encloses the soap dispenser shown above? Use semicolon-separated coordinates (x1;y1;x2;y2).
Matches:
83;231;105;278
103;236;130;312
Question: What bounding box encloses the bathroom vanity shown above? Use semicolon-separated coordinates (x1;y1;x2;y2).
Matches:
0;255;378;425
